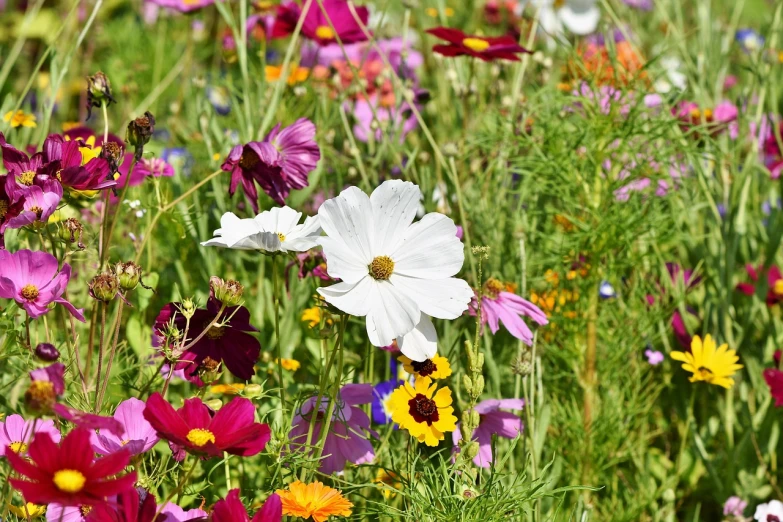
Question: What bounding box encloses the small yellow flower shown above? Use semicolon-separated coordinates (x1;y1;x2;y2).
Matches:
302;306;328;328
276;358;301;371
388;377;457;446
8;502;46;518
4;110;37;128
374;469;401;499
425;6;454;17
398;353;452;380
265;64;310;85
212;152;222;161
670;334;743;389
209;383;246;395
276;480;353;522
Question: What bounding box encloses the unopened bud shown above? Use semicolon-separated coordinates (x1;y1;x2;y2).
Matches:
59;218;85;250
204;399;223;411
473;375;484;397
181;298;197;319
512;352;533;376
244;383;263;398
113;261;143;291
469;409;480;429
89;272;120;302
34;343;60;362
462;375;473;395
459;484;479;500
442;142;459;157
209;276;244;307
126;111;156;160
86;72;116;119
464;441;480;461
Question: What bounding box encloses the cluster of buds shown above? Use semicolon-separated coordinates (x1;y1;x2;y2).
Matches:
86;72;116;120
59;218;85;250
209;276;244;307
88;271;121;302
126;111;156;161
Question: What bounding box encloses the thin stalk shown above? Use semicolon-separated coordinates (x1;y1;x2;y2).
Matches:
94;303;108;412
272;255;286;409
96;299;126;411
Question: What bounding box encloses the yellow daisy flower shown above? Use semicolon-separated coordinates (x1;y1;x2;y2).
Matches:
276;358;301;371
302;306;331;328
276;480;353;522
209;383;245;395
398;353;452;380
670;334;743;389
8;502;46;518
265;64;310;85
3;110;37;128
388;377;457;447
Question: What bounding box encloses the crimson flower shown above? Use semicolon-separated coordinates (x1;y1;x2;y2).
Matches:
272;0;369;46
765;350;783;407
212;489;282;522
86;487;157;522
736;264;783;306
6;428;136;506
143;393;270;460
426;27;530;62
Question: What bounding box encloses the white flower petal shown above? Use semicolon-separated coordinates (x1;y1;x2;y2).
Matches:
559;4;600;35
202;212;265;249
397;314;438;362
389;274;472;320
318;186;375;265
369;180;421;253
317;277;375;316
255;206;303;236
366;281;420;347
282;214;322;252
318;236;370;284
391;213;464;279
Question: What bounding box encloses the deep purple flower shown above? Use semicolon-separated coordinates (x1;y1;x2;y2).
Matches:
452;398;524;468
289;384;377;474
41;135;115;195
470;279;548;344
272;0;370;46
0;132;50;201
90;398;159;456
153;296;261;383
0;249;85;321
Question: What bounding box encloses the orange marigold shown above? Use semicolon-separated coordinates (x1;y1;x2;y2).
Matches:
276;481;353;522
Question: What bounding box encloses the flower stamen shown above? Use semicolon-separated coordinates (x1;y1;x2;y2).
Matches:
53;469;86;493
462;37;490;52
369;256;395;280
20;284;39;301
186;428;216;447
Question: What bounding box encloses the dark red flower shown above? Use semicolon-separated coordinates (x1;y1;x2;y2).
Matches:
764;367;783;407
222;142;283;212
735;264;783;306
272;0;370;46
42;134;116;194
86;487;157;522
212;489;282;522
426;27;530;62
153;297;262;383
6;428;136;506
143;393;271;460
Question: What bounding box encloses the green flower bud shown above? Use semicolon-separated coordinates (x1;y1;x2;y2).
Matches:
462;375;473;395
464;441;480;461
204;398;223;411
86;71;116;119
181;298;197;320
198;356;222;385
244;383;263;398
209;276;244;307
89;272;120;302
59;218;85;250
113;261;143;292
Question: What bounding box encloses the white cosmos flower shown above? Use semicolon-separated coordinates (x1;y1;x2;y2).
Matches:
755;500;783;521
316;180;473;361
201;206;321;253
530;0;600;39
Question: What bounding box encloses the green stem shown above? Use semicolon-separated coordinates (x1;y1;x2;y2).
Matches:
272;255;286;411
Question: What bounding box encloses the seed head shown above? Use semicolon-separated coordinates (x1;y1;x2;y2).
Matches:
126;111;156;161
89;272;120;302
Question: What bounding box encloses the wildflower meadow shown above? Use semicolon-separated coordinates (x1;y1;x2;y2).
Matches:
0;0;782;520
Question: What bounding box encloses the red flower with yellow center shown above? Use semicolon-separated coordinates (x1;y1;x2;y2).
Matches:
427;27;530;62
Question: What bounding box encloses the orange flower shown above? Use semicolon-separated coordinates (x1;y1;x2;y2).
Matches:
276;481;353;522
573;41;647;87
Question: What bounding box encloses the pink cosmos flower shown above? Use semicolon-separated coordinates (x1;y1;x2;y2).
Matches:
148;0;214;13
470;280;548;344
0;175;26;243
272;0;370;46
0;414;60;457
452;398;524;468
90;398;160;456
212;489;282;522
673;100;739;139
6;184;63;229
30;362;66;396
288;383;377;474
764;122;783;179
159;502;209;521
645;349;664;365
143;393;271;461
0;249;85;321
47;505;90;522
348;94;423;144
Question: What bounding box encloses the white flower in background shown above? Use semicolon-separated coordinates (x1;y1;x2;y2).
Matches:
316;180;473;361
202;206;321;253
529;0;601;38
755;500;783;522
654;56;688;93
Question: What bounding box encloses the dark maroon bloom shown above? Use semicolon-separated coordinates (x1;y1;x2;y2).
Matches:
42;134;115;194
285;250;333;285
86;487;157;522
0;132;50;201
6;428;136;506
272;0;370;46
153;297;261;383
764;367;783;407
426;27;530;62
212;489;282;522
0;175;26;243
224;118;320;210
736;264;783;306
35;342;60;361
143;393;271;460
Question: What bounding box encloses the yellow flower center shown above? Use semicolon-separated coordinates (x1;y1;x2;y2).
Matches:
369;256;395;280
277;232;286;242
695;366;714;381
120;439;130;446
315;25;334;40
80;506;93;516
186;428;216;447
19;171;36;186
53;469;86;493
20;284;39;301
30;205;43;217
484;278;505;298
205;325;224;340
0;200;8;218
773;279;783;297
9;441;28;454
462;38;490;52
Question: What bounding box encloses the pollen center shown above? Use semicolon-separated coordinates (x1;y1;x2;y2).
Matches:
0;200;8;218
30;206;43;217
696;366;714;381
369;255;395;280
18;171;36;186
462;37;490;52
553;0;566;8
774;279;783;297
53;469;86;493
408;393;439;425
239;150;259;170
80;506;93;516
277;232;286;242
9;441;28;454
20;284;39;301
315;25;334;40
186;428;216;447
484;277;505;298
411;358;437;377
204;325;224;339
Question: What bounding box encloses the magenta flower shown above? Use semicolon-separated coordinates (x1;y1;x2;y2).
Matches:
764;363;783;407
212;489;282;522
0;133;54;201
288;383;377;474
273;0;370;46
471;280;548;344
0;414;60;457
0;175;26;241
52;405;124;437
148;0;213;12
723;496;748;517
47;504;89;522
0;249;85;321
153;296;261;384
41;135;115;195
763;122;783;179
115;154;174;189
90;398;159;456
452;398;524;468
6;183;63;229
159;502;209;521
224;118;320;209
736;264;783;306
645;349;664;365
